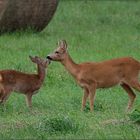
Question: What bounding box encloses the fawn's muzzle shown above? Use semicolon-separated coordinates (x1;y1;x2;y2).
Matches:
47;59;51;64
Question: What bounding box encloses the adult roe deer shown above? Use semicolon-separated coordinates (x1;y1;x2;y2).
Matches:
0;56;50;108
47;40;140;112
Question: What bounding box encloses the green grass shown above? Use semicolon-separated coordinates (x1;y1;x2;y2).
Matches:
0;0;140;139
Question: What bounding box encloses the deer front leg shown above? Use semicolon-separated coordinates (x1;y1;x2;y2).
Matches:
0;87;11;105
81;87;89;111
0;92;5;104
0;84;5;103
26;94;32;108
88;83;97;112
0;91;4;103
1;92;11;105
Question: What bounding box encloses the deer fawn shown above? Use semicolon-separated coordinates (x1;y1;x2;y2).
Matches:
0;56;50;108
47;40;140;112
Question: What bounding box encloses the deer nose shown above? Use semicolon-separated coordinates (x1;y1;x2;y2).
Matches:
46;56;52;60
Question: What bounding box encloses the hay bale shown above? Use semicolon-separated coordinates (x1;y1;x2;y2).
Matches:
0;0;59;32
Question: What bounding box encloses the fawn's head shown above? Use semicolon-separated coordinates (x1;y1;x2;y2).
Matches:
29;56;50;68
47;40;68;61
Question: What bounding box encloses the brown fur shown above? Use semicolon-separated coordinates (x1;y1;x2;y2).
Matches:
47;40;140;112
0;56;50;108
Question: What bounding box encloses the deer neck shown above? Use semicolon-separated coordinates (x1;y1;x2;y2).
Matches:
37;65;46;82
61;53;79;78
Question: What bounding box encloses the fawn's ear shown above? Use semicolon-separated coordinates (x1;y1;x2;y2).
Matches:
59;40;68;50
29;55;36;63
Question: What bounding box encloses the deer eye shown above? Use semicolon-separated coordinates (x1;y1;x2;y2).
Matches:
55;51;59;54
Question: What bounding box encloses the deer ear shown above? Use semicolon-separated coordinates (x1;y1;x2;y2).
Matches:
59;40;68;50
29;55;36;63
35;56;39;59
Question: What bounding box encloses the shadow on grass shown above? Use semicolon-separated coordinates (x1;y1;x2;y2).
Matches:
129;106;140;124
82;99;112;113
35;115;80;135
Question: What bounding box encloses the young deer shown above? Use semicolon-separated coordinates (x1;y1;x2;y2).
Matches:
0;56;50;108
47;40;140;112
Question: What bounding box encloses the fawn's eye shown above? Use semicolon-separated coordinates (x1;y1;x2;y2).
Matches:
55;51;59;54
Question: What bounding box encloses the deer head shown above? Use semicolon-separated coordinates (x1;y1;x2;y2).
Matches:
29;56;50;68
47;40;68;61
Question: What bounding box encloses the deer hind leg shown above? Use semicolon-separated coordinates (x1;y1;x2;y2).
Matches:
127;80;140;92
121;83;136;111
81;87;89;111
26;94;33;108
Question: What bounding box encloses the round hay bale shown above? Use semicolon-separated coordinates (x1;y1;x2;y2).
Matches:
0;0;59;33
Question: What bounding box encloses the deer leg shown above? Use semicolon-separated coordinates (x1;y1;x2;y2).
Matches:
128;80;140;92
0;91;4;103
26;94;32;108
81;87;89;111
121;83;136;111
1;91;11;105
88;83;97;112
0;92;5;104
0;84;5;103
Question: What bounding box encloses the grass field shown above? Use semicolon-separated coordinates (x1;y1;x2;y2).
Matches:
0;0;140;139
